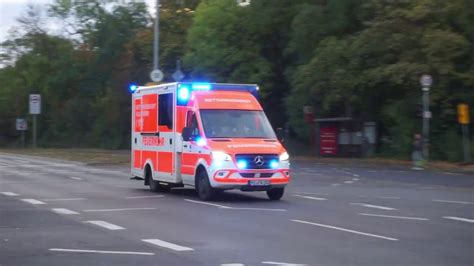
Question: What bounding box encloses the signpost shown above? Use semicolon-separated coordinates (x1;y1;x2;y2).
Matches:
29;94;41;148
419;75;432;162
16;118;27;148
172;60;185;82
457;103;471;163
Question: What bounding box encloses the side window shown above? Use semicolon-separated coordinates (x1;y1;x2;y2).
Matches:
158;93;173;129
186;111;199;137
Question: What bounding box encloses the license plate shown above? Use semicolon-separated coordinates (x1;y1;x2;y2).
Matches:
248;180;270;186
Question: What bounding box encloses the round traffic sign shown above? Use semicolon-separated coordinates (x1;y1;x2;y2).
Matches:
150;69;164;82
420;74;433;87
172;70;184;81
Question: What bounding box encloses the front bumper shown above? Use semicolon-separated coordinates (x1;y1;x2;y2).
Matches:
210;168;290;189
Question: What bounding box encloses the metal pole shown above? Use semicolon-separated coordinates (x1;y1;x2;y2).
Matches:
153;0;160;70
422;87;430;161
462;124;471;163
21;130;25;148
32;115;37;148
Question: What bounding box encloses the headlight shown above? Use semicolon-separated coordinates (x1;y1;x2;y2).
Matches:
279;152;289;161
211;151;232;161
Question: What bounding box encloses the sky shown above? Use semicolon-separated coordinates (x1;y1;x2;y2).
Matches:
0;0;156;42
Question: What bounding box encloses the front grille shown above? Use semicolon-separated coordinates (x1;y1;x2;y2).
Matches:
240;173;255;178
235;154;279;169
239;172;274;178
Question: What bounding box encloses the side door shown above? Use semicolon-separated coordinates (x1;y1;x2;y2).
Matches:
181;111;201;185
155;92;176;182
131;95;143;177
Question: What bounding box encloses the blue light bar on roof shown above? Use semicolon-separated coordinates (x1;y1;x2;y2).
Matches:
192;83;211;90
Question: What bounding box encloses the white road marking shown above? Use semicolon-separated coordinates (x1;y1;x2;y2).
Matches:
331;183;340;186
228;207;286;212
443;216;474;223
125;195;165;199
261;261;307;265
344;181;354;184
352;178;360;181
443;172;463;176
184;199;232;209
142;239;194;251
1;192;19;196
21;199;46;205
291;219;398;241
359;213;428;221
85;221;125;230
352;174;360;177
69;176;83;180
49;248;154;255
221;264;245;266
433;199;473;205
294;192;328;196
350;203;396;210
83;207;155;212
51;208;79;215
294;195;327;201
377;196;400;200
42;198;86;201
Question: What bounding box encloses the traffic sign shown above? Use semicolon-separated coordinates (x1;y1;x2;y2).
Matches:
172;70;184;81
16;119;27;131
150;69;164;82
29;94;41;114
458;103;470;124
423;111;432;119
420;74;433;87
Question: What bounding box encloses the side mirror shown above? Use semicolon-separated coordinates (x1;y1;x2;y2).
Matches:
276;127;285;143
182;127;194;141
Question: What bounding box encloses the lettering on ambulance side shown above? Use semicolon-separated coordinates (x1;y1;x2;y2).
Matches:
142;136;165;146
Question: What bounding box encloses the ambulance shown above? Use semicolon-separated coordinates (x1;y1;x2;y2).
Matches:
130;82;290;200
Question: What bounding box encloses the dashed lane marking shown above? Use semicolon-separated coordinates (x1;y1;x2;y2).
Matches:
125;195;165;199
21;199;46;205
42;198;86;201
85;221;125;230
69;176;83;180
228;207;286;212
291;219;398;241
83;207;156;212
221;264;245;266
1;192;19;196
184;199;232;209
142;239;194;251
358;213;428;221
443;216;474;223
344;181;354;184
350;203;396;211
51;208;80;215
262;261;307;266
433;199;473;205
49;248;154;256
331;183;340;186
294;195;327;201
377;196;400;200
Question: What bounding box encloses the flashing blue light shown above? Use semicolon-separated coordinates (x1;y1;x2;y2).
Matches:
196;137;207;147
129;84;138;92
178;86;190;101
270;160;279;169
237;160;247;169
192;83;211;90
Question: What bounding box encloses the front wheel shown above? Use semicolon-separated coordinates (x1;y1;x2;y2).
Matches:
148;174;170;193
266;187;284;200
196;171;217;201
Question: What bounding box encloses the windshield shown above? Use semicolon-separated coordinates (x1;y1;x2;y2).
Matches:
200;110;276;139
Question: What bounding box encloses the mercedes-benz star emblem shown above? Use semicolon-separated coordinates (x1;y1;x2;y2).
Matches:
254;156;264;166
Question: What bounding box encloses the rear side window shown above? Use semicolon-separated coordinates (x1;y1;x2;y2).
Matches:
158;93;173;129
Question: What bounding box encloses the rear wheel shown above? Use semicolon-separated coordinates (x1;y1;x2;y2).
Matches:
196;170;216;201
266;187;284;200
146;168;170;192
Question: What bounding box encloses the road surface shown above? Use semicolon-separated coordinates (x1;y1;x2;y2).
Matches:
0;152;473;265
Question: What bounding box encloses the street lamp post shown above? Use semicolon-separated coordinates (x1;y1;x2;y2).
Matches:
150;0;164;83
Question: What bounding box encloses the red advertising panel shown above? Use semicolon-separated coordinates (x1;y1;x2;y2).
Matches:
320;126;337;155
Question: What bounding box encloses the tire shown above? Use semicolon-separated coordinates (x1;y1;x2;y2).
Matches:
266;187;284;200
196;170;216;201
147;170;170;193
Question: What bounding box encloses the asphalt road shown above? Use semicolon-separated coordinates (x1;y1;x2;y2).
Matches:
0;152;473;266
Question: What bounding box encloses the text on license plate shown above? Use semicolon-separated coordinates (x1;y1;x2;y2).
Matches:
249;180;270;186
